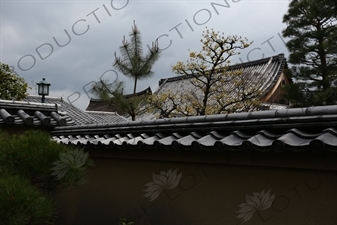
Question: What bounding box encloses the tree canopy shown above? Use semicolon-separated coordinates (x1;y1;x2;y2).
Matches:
282;0;337;106
91;21;161;121
114;21;161;95
148;28;261;117
0;62;29;100
91;79;151;121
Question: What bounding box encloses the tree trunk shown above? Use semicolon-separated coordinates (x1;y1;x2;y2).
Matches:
133;77;138;95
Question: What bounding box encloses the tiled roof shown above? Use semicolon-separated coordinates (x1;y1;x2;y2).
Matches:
86;87;152;112
157;53;286;98
51;105;337;152
0;99;74;127
86;111;129;123
84;55;287;120
85;98;116;112
152;54;288;116
25;96;102;125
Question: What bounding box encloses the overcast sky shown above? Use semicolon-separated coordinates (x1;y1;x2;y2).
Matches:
1;0;291;110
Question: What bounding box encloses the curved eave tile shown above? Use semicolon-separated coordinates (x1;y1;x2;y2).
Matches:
173;132;203;148
246;130;283;147
217;132;251;147
50;125;337;153
277;130;316;147
311;128;337;152
112;135;133;148
138;133;165;147
126;136;145;147
191;131;227;151
70;138;89;146
195;134;223;147
88;135;109;146
154;133;183;148
99;136;120;147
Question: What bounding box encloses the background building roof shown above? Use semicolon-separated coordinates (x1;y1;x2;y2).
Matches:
156;53;287;100
25;96;128;125
86;111;129;124
84;54;288;121
86;87;152;113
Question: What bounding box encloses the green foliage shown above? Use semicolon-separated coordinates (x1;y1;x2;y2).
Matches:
0;129;91;190
0;129;92;224
282;0;337;106
91;79;151;121
114;21;161;95
0;174;53;225
118;218;134;225
91;21;160;121
0;62;29;100
0;130;61;186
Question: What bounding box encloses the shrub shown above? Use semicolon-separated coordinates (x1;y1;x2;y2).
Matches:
0;129;92;224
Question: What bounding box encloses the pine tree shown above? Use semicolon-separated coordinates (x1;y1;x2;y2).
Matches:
114;21;161;95
91;21;161;121
282;0;337;106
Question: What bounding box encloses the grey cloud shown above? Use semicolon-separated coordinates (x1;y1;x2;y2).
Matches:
1;0;291;110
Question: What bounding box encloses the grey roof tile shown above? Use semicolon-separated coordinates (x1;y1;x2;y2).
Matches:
217;132;249;147
100;137;118;146
174;133;201;147
196;133;222;147
24;96;101;125
142;134;163;146
85;111;129;124
154;133;183;147
315;128;337;147
0;99;74;127
50;105;337;153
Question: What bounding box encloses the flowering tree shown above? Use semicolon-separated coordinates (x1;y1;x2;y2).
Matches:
149;28;261;117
